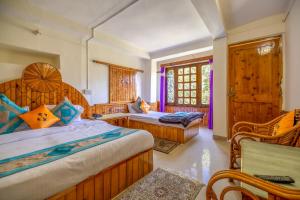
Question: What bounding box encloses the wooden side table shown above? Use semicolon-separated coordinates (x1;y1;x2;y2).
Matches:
241;140;300;199
96;113;129;127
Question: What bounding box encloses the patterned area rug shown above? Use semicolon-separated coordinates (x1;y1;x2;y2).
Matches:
114;168;204;200
154;138;179;154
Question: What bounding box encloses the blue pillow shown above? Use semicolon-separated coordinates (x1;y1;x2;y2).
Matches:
132;97;143;113
0;93;27;134
52;99;80;125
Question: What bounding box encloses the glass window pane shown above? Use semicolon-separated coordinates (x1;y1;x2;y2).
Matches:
184;67;190;74
191;66;196;73
178;75;183;82
191;90;196;97
178;83;183;90
184;98;190;104
178;98;183;104
167;70;174;103
184;75;190;82
184;83;190;90
184;91;190;97
191;98;197;105
178;91;183;97
191;82;197;89
201;64;210;105
178;68;183;75
191;74;196;82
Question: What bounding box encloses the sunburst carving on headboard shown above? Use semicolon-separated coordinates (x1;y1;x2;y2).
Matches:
22;62;62;92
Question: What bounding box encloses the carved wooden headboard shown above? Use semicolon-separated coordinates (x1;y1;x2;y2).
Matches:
0;63;90;118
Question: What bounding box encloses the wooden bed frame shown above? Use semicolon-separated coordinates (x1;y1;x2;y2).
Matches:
47;149;153;200
0;63;154;200
128;119;201;144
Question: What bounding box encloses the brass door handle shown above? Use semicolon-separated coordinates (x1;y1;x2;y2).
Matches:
228;88;236;97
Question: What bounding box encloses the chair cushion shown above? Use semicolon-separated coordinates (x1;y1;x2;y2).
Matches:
52;99;80;125
140;100;150;113
274;111;295;135
0;93;27;134
19;105;60;129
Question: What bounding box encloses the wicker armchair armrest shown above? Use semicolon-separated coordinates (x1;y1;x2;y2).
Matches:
231;114;286;138
229;124;300;170
233;123;300;144
206;170;300;200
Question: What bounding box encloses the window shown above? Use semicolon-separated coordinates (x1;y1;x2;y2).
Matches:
166;63;210;107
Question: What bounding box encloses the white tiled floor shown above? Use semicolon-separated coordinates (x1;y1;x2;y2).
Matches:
153;128;241;200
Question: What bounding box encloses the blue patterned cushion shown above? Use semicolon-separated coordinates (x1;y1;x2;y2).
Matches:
52;99;80;125
132;97;143;113
0;93;27;134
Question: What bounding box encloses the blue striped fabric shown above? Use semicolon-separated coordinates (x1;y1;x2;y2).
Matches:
0;94;27;134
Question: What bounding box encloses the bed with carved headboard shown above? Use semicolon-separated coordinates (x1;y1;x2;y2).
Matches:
0;63;153;200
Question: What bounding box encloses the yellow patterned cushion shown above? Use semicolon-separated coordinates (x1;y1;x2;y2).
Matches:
19;105;60;129
140;100;150;113
274;111;295;135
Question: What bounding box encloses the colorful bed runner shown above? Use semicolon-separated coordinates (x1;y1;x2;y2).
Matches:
0;128;138;178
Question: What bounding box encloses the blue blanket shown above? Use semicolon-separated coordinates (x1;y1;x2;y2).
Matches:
158;112;204;127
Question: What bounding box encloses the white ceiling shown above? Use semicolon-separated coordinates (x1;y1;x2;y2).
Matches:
27;0;134;27
0;0;292;55
96;0;211;52
219;0;291;29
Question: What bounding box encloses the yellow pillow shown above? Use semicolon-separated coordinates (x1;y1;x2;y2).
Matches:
140;100;150;113
19;105;60;129
274;111;295;135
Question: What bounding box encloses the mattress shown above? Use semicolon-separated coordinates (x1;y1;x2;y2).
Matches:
129;111;200;129
0;120;154;200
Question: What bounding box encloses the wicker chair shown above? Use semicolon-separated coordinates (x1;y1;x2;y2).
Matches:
230;114;300;170
206;170;300;200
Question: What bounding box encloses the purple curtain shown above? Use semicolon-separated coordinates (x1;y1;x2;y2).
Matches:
160;66;165;112
208;59;213;129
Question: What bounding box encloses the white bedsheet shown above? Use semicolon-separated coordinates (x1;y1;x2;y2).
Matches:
0;120;154;200
129;111;200;129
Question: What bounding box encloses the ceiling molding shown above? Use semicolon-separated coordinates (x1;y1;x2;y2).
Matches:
150;38;212;59
283;0;295;22
191;0;226;39
90;0;140;28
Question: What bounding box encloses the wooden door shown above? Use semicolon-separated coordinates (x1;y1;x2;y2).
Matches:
228;36;282;138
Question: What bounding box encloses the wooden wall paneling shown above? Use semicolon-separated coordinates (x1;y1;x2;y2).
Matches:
0;79;90;118
109;65;137;103
47;149;153;200
90;102;158;116
149;102;158;111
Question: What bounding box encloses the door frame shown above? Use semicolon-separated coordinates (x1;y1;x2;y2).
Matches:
227;35;283;139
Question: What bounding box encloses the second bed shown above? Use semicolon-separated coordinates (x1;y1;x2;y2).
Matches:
128;111;203;143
